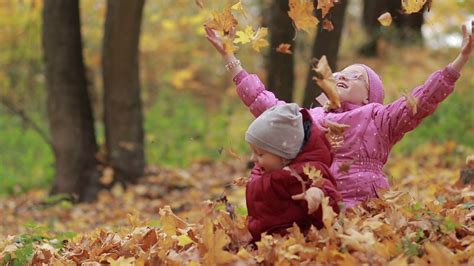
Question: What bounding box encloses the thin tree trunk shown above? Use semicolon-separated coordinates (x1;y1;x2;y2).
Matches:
267;0;295;102
103;0;145;184
42;0;100;202
303;0;348;108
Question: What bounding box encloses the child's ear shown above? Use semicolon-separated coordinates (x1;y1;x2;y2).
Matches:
363;98;369;104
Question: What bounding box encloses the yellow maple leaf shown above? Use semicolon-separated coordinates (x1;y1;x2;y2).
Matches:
311;55;341;109
321;196;336;237
234;25;253;44
201;218;236;265
303;163;324;187
107;256;135;266
276;43;292;54
223;36;239;54
231;1;247;18
251;27;269;52
401;0;426;14
206;7;238;34
317;0;335;18
234;26;269;52
159;205;189;237
288;0;319;33
378;12;392;26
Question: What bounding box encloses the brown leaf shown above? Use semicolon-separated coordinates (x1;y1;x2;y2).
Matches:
276;43;292;54
312;56;341;109
322;18;334;31
194;0;203;9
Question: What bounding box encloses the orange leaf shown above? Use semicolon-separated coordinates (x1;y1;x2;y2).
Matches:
288;0;319;33
322;18;334;31
317;0;336;18
401;0;426;14
276;43;292;54
312;55;341;109
206;8;238;34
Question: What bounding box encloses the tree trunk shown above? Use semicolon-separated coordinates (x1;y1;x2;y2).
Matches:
302;0;348;108
42;0;100;202
103;0;145;184
267;0;295;102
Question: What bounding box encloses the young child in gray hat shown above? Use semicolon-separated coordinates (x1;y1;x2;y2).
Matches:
244;103;341;242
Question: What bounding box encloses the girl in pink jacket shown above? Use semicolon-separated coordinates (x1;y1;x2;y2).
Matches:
205;21;473;208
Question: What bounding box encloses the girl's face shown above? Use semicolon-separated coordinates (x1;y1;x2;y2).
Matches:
334;65;369;105
249;143;287;173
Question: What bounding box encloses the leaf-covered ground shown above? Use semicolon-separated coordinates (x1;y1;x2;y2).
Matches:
1;142;473;265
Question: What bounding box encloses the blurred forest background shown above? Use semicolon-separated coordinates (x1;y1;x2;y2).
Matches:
1;1;474;264
0;0;473;199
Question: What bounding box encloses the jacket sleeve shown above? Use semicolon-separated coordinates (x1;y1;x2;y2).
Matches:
265;163;341;214
233;70;286;117
373;65;460;144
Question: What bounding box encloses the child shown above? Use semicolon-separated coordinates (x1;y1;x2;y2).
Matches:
244;103;341;242
206;21;473;208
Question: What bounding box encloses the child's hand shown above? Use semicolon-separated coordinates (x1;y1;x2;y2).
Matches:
452;20;473;72
292;187;324;214
204;25;236;57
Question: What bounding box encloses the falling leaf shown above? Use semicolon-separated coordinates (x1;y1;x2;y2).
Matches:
235;26;269;52
322;18;334;31
317;0;336;18
206;8;238;34
311;56;341;109
276;43;292;54
378;12;392;26
194;0;204;8
303;163;324;187
234;26;253;44
401;0;426;14
288;0;319;33
403;92;418;115
324;120;350;150
231;1;247;18
223;36;239;54
232;176;248;187
100;167;114;185
227;148;242;160
251;27;270;52
338;161;353;174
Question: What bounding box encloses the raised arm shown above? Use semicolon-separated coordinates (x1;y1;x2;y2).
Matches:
205;26;284;117
374;21;473;144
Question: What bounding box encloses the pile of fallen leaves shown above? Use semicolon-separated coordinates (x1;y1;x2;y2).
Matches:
1;142;473;265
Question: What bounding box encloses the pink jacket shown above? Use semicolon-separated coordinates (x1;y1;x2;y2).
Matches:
233;65;460;208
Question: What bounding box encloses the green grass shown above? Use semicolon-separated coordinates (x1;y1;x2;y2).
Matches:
0;114;54;195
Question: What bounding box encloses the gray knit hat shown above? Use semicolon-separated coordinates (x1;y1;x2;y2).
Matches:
245;103;304;160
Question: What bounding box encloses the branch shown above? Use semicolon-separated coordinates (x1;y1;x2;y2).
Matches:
0;96;53;148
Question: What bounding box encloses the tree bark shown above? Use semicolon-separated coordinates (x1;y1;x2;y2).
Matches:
102;0;145;184
267;0;295;103
42;0;100;202
302;0;348;108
